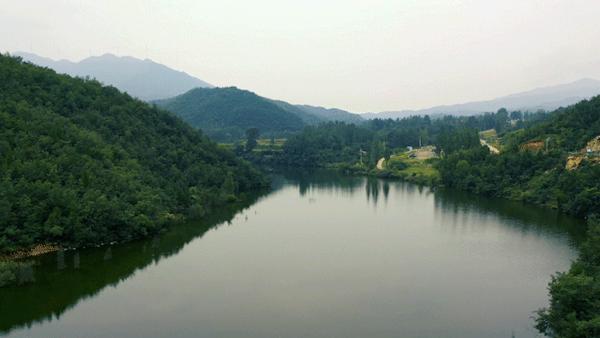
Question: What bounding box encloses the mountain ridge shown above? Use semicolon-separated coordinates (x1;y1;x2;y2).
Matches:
363;78;600;119
155;86;364;141
13;51;212;101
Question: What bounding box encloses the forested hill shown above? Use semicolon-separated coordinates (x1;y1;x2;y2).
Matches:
507;94;600;151
438;95;600;218
155;87;364;141
155;87;306;141
0;55;267;254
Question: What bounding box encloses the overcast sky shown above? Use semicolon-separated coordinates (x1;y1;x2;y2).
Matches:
2;0;600;112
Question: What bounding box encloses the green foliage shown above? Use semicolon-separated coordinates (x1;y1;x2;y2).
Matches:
281;122;375;166
155;87;305;141
508;97;600;152
245;128;260;152
437;96;600;218
435;127;480;154
536;217;600;337
0;55;267;253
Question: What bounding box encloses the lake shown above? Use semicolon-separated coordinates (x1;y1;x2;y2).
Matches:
0;170;584;338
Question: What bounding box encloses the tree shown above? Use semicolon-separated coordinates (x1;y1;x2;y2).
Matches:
510;111;523;121
245;128;260;152
494;108;510;133
535;217;600;338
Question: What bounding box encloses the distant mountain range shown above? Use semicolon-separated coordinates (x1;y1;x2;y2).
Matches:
14;52;212;100
14;52;363;139
363;78;600;119
154;87;363;141
17;51;599;132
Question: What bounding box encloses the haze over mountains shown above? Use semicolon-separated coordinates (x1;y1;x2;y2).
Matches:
363;78;600;119
15;52;600;128
14;52;213;101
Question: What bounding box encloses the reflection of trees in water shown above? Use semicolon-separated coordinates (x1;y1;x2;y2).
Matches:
0;193;264;335
383;182;390;202
1;170;582;335
366;178;379;204
279;168;434;208
278;168;364;196
280;168;390;206
433;188;585;243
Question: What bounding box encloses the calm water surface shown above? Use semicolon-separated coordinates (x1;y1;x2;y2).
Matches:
0;170;584;338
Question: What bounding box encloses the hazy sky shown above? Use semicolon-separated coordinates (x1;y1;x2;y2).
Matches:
2;0;600;112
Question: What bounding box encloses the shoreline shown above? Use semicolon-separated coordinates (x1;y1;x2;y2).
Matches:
0;244;61;261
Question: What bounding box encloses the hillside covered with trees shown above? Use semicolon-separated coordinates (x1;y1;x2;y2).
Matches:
155;87;364;141
0;55;267;254
437;96;600;218
155;87;306;141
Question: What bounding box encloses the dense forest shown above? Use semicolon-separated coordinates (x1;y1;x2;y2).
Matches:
535;216;600;337
0;55;267;254
278;109;547;168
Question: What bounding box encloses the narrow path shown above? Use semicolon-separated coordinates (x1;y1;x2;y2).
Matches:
376;157;385;170
480;139;500;154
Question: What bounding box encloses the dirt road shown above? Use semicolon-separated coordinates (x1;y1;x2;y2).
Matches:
480;139;500;154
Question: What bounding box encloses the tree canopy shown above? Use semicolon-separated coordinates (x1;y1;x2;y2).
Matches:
154;87;306;141
0;54;267;253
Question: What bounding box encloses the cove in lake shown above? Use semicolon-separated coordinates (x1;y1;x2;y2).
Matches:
0;170;584;338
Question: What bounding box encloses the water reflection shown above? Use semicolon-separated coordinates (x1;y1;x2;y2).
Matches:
434;188;585;244
278;168;364;196
0;171;584;338
280;169;584;243
0;194;263;334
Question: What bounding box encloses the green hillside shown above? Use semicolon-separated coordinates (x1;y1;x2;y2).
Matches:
438;96;600;217
155;87;365;141
155;87;306;141
0;55;266;254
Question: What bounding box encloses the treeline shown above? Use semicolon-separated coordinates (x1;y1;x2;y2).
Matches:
0;55;267;254
281;122;375;166
278;108;541;168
